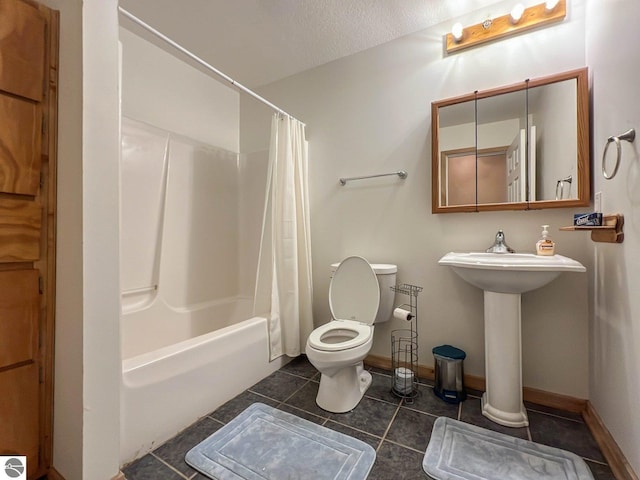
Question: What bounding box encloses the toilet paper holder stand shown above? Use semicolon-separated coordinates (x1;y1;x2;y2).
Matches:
390;283;423;402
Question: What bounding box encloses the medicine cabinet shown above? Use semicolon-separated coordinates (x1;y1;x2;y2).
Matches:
431;68;590;213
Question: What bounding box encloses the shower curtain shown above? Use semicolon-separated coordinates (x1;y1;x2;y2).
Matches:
254;113;314;361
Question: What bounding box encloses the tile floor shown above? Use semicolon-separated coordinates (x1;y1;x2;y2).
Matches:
123;356;616;479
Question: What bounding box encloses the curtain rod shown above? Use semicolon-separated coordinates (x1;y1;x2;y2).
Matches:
118;6;305;126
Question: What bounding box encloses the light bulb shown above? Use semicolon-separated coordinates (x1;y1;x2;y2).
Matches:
545;0;559;11
452;22;464;41
510;3;525;23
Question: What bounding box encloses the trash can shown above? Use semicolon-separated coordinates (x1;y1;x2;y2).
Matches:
432;344;466;404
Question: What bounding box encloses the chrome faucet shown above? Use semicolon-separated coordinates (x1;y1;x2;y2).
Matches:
486;230;515;254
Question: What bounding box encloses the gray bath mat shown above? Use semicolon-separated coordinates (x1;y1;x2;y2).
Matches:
185;403;375;480
423;417;594;480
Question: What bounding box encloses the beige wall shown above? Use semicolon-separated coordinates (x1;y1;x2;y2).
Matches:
586;0;640;473
81;0;122;478
250;0;590;399
119;28;239;151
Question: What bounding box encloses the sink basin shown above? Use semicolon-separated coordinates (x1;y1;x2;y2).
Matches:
439;251;586;427
439;252;586;294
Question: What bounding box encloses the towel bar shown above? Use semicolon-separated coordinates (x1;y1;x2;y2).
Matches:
339;170;407;186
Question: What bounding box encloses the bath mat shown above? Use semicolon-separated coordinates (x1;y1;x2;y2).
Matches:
185;403;375;480
423;417;594;480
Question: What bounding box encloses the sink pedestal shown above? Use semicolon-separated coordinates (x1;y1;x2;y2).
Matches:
438;252;586;429
481;291;528;427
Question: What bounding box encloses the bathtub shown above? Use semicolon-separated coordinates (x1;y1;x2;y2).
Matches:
120;297;286;464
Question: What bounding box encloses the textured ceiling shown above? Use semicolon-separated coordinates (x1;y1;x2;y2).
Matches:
119;0;503;88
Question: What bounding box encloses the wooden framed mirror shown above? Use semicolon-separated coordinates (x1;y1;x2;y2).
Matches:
431;68;590;213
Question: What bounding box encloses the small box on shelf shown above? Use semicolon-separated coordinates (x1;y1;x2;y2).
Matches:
573;212;603;226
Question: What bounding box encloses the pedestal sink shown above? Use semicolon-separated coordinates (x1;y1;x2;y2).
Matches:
439;252;585;427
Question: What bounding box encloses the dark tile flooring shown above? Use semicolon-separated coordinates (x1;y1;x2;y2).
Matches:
123;356;616;480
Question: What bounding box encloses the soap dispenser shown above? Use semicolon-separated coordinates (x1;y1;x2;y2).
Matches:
536;225;555;256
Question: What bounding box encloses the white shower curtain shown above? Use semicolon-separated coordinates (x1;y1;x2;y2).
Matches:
254;113;314;361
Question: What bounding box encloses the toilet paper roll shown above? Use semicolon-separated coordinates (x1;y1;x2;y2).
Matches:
394;367;415;394
393;307;414;321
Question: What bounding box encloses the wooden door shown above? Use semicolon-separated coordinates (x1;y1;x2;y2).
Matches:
529;125;537;201
506;128;526;203
0;0;58;478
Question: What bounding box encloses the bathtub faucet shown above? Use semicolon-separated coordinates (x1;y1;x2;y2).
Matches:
486;230;515;254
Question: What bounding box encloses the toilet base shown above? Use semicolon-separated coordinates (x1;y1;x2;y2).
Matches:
316;362;372;413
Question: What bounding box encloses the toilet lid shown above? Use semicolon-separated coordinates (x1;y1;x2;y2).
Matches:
329;256;380;326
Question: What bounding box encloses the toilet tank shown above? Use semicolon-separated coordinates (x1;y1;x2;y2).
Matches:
371;264;397;324
330;262;397;325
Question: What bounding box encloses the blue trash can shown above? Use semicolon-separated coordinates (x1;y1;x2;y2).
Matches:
432;344;466;404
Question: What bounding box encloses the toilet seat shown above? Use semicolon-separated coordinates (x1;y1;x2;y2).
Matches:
307;320;373;352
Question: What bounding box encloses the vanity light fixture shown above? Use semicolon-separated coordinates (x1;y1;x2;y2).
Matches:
451;22;464;41
545;0;560;11
445;0;566;54
510;3;525;24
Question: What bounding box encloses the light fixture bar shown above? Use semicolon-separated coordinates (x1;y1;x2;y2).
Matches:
446;0;566;54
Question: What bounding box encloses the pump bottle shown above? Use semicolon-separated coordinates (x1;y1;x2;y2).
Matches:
536;225;555;256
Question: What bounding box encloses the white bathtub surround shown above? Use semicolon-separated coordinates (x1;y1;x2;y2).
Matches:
120;117;241;313
120;119;169;301
255;114;314;360
119;117;283;463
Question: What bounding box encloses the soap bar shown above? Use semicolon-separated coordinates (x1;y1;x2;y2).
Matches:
574;212;603;226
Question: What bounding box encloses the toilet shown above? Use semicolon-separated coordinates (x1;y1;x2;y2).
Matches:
306;256;397;413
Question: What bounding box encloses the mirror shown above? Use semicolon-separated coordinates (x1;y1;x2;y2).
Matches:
431;68;590;213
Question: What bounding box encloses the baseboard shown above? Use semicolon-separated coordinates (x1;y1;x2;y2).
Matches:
47;467;125;480
583;401;639;480
365;353;435;381
46;467;65;480
365;354;638;480
523;385;586;414
365;354;586;412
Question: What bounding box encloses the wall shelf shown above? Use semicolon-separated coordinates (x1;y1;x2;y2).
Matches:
559;214;624;243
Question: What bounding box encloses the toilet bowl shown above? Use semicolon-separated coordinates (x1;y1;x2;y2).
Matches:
306;256;397;413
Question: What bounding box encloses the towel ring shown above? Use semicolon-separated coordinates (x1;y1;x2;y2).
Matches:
555;175;572;200
602;128;635;179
